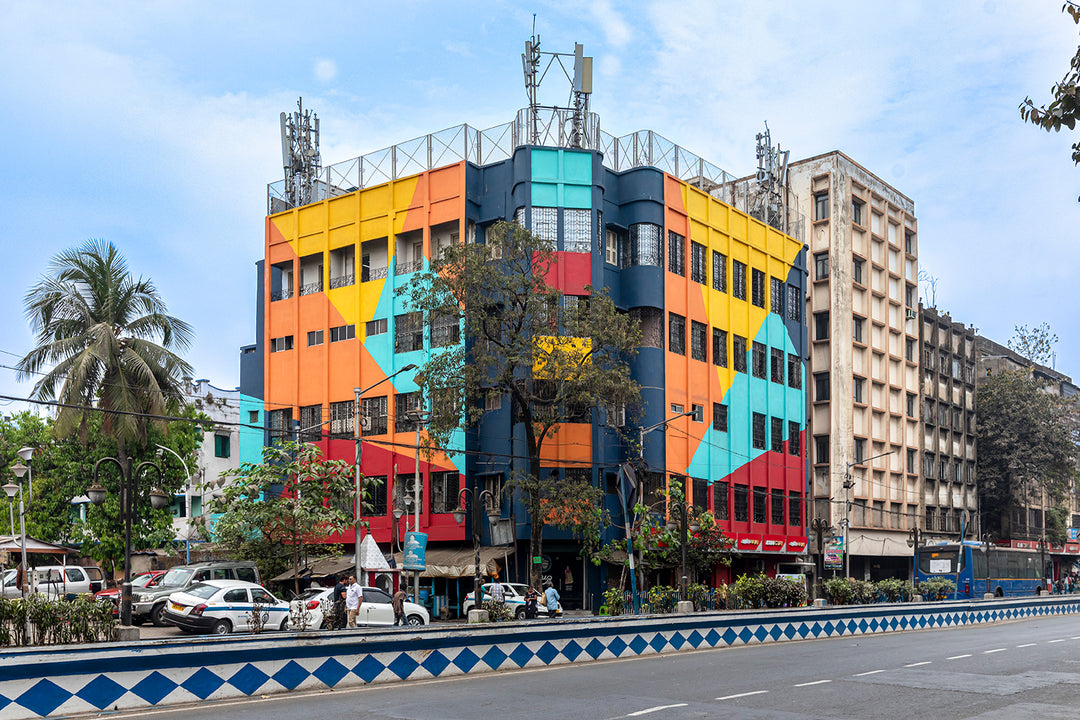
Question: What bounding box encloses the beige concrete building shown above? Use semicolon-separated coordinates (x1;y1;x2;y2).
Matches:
788;152;921;580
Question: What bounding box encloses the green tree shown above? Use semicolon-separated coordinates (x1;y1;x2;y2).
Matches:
400;220;641;588
1008;322;1059;366
976;369;1079;539
208;441;357;595
1020;2;1080;200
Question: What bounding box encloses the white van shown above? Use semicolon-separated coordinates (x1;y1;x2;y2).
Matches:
28;565;106;599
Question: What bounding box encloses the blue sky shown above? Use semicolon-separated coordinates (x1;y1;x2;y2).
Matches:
2;1;1078;415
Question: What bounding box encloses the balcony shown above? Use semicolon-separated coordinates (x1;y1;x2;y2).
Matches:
395;258;422;275
362;265;388;282
330;273;355;289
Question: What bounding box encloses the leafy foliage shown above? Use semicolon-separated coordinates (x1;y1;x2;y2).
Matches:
479;599;514;622
728;573;807;609
0;595;116;646
208;441;357;596
1008;323;1059;366
400;220;641;587
918;577;958;601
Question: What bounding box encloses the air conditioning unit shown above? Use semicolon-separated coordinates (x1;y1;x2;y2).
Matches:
905;308;917;320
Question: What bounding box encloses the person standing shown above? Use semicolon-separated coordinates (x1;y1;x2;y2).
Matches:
392;584;408;626
544;582;560;618
489;581;505;619
332;574;347;630
523;586;539;619
346;575;363;628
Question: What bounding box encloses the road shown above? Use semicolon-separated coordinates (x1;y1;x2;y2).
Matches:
117;612;1080;719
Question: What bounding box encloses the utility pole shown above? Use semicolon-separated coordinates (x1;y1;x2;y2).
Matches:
844;449;897;580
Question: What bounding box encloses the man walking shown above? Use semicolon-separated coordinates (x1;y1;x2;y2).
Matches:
346;575;363;628
392;584;408;626
544;581;560;618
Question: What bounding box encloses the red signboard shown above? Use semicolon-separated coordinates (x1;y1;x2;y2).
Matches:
761;535;786;552
736;533;762;551
785;537;808;553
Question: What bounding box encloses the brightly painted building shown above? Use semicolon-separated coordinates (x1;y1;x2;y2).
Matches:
250;118;809;611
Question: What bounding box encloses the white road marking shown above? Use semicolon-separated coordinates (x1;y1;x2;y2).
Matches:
716;691;769;701
904;661;932;667
1048;639;1066;643
854;670;885;676
1072;636;1080;640
794;680;832;687
626;704;688;717
946;654;971;660
1016;643;1037;648
983;648;1006;654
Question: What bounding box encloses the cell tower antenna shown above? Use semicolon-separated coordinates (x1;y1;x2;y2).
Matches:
279;97;322;208
521;26;594;149
750;121;790;233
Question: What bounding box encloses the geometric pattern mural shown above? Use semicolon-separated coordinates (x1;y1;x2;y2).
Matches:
3;598;1078;720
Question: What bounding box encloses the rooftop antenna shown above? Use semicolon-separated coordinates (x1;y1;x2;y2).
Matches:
750;122;789;233
521;20;593;148
280;97;322;208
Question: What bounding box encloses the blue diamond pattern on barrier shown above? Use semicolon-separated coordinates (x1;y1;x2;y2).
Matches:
857;620;869;633
795;623;810;639
783;624;797;639
669;632;686;650
821;621;835;635
722;628;738;644
629;635;648;654
131;671;178;705
386;653;420;680
535;641;561;665
704;628;721;646
76;674;127;709
181;668;226;700
508;643;534;668
584;638;606;659
562;639;584;661
752;626;768;643
352;654;386;683
734;627;752;644
649;633;668;652
608;636;628;657
768;625;782;640
421;650;451;677
686;630;704;648
451;648;480;673
18;679;72;717
272;660;310;690
228;664;270;695
481;646;508;670
0;694;10;711
312;658;350;688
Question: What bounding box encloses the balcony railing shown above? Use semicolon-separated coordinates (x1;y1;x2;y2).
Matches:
395;259;422;275
329;273;354;289
270;288;293;302
361;265;388;282
299;281;323;296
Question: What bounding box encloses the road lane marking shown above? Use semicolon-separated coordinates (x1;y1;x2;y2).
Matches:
1072;636;1080;640
946;654;971;660
627;704;688;716
1017;643;1037;648
1048;639;1066;643
794;680;831;687
984;649;1006;654
904;662;931;667
854;670;884;676
716;691;768;701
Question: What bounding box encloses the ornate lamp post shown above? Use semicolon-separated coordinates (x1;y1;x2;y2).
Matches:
666;499;699;600
453;487;498;611
980;533;996;597
2;466;31;641
810;516;831;600
86;457;171;626
907;525;922;594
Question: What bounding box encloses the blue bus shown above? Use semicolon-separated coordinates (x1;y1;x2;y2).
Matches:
915;541;1046;598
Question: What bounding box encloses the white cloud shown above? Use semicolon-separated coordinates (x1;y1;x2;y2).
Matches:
314;58;338;83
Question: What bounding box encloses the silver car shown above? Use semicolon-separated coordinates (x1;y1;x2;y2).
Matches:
288;586;429;629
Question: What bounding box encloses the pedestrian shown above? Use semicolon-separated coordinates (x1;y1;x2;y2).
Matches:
392;584;408;626
332;574;347;630
346;575;362;628
544;582;560;618
489;581;505;619
523;586;539;619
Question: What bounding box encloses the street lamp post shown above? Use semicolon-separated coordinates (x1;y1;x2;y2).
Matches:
17;447;33;505
843;449;896;579
810;516;831;600
907;525;922;594
407;409;431;603
454;487;498;612
980;533;995;597
155;444;193;564
86;457;171;626
1038;536;1049;594
2;468;31;642
353;364;417;585
666;499;699;600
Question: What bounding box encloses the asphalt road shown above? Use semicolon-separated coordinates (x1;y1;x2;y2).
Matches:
118;612;1080;720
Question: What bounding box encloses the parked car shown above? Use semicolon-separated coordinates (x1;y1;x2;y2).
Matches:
132;561;260;626
1;568;16;599
287;586;430;629
95;571;165;616
461;583;562;618
162;580;290;635
19;565;106;599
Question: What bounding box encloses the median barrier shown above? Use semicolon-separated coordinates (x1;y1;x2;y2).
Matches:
2;595;1078;720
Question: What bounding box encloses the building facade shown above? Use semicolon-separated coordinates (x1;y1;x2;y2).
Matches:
787;152;921;581
247;116;810;610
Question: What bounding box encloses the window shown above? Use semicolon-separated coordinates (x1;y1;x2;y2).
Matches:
853;377;865;404
691;477;708;511
668;231;685;276
270;335;293;353
691;321;707;361
732;260;747;300
753;487;767;524
367;475;387;516
430;471;460;514
248;410;259;424
668;313;686;355
853;316;864;343
330;245;355;288
712;403;728;432
564;209;591;252
330;324;356;343
787;284;801;322
605;229;621;266
485;392;503;412
787;353;801;389
307;330;323;346
814;372;830;401
751;269;766;308
629;223;662;267
907;449;917;474
299;405;321;442
269;408;292;442
814;311;829;341
854;438;866;464
853;257;865;285
734;485;748;522
771;348;784;384
330;400;354;437
905;338;915;362
431;312;460;347
690;242;707;284
733;335;747;372
214;434;230;459
394;313;423;353
788;421;801;456
852;197;865;225
906;393;916;417
715;482;729;520
366;318;387;336
752;342;766;378
752;412;766;450
905;229;916;254
906;284;917;308
394;392;422;433
814;436;829;465
670;403;684;414
531;206;558;244
814;191;829;221
691;404;704;423
771;417;784;453
770;277;784;314
270;260;294;301
814;252;829;280
789;492;803;526
713;328;727;367
924;452;935;478
361;396;388;436
771;491;785;525
712;251;727;292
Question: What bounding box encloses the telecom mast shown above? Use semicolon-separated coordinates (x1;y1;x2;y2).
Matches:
280;97;322;208
749;122;790;233
521;22;593;148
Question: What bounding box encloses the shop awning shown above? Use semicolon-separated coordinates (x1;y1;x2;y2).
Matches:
392;546;509;578
0;536;73;558
270;557;356;583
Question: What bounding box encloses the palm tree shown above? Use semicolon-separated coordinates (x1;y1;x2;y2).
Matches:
17;239;194;457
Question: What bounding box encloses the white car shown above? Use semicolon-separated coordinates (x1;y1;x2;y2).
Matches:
288;586;430;629
1;569;16;599
162;580;290;635
461;583;562;618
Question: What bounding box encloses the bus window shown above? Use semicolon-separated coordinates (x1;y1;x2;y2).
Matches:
972;551;987;579
918;548;961;574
